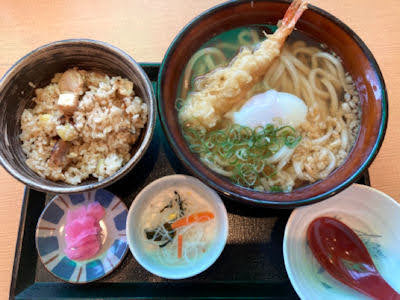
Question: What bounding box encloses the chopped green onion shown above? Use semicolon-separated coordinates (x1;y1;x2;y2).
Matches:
270;185;283;192
182;122;302;192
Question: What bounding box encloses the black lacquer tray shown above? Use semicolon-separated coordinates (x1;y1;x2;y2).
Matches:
9;64;370;299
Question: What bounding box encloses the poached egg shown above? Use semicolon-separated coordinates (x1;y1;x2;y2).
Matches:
233;90;308;128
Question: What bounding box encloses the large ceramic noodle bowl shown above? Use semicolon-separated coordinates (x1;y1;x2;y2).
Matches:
158;0;387;207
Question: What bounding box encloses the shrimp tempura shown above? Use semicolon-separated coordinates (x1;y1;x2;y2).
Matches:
179;0;309;129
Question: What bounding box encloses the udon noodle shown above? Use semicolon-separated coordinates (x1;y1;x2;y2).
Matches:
177;26;360;192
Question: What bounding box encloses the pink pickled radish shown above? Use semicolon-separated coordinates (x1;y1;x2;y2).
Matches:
66;206;86;224
87;202;106;221
64;202;105;260
65;218;98;245
66;234;99;249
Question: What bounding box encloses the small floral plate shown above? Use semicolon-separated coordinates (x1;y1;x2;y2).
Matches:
35;189;128;283
283;184;400;299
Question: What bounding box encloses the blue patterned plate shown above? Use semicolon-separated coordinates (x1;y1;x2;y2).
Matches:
35;189;128;283
283;184;400;299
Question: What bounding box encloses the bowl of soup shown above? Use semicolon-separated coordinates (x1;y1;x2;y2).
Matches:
126;175;228;279
157;0;387;207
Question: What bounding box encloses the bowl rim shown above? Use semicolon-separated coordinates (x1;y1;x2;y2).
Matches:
283;183;400;298
0;38;156;194
35;190;129;284
157;0;388;208
126;174;229;279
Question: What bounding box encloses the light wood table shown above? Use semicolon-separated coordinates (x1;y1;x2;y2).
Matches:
1;0;399;298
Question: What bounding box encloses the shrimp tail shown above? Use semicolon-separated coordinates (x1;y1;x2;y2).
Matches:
278;0;309;36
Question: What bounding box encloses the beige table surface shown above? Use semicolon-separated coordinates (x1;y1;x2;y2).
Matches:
1;0;399;298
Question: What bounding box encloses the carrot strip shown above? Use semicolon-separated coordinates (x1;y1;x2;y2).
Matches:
177;235;183;259
171;211;215;229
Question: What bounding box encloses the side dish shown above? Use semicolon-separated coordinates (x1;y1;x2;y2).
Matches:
127;175;228;279
139;188;216;266
64;202;105;260
20;68;148;184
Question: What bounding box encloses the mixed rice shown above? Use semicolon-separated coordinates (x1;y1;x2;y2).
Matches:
19;68;148;184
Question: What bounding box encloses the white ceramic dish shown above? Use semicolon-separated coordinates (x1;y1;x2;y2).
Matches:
283;184;400;299
126;174;228;279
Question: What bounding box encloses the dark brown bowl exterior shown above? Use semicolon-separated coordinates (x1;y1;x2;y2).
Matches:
158;0;387;207
0;39;156;194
